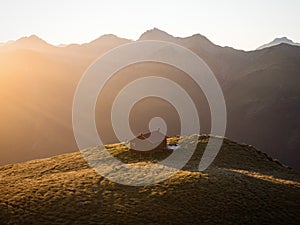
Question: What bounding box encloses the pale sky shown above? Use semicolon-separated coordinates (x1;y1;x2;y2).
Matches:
0;0;299;50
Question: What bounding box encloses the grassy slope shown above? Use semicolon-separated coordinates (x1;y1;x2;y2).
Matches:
0;135;299;225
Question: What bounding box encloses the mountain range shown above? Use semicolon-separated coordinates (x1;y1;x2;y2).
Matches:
0;28;299;171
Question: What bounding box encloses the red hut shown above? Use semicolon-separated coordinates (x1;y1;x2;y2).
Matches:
129;129;167;154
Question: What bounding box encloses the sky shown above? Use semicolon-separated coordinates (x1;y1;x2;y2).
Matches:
0;0;299;50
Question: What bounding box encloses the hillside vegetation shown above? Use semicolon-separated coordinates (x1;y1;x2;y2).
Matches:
0;135;299;225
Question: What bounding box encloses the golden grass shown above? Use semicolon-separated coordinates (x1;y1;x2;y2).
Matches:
227;169;300;188
0;135;299;225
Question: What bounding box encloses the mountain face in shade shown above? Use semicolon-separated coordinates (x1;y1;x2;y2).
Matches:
137;29;300;171
0;29;299;172
0;136;299;225
257;37;300;50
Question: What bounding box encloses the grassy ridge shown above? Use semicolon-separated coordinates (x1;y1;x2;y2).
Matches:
0;135;299;225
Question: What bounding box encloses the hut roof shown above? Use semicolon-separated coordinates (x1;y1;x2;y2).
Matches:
134;129;167;144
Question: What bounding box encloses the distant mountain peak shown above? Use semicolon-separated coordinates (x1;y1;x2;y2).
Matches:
87;34;131;48
143;27;171;35
139;28;175;41
274;37;292;42
184;33;212;43
257;36;300;50
138;28;216;49
16;35;47;44
6;34;54;50
190;33;207;38
95;34;120;40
